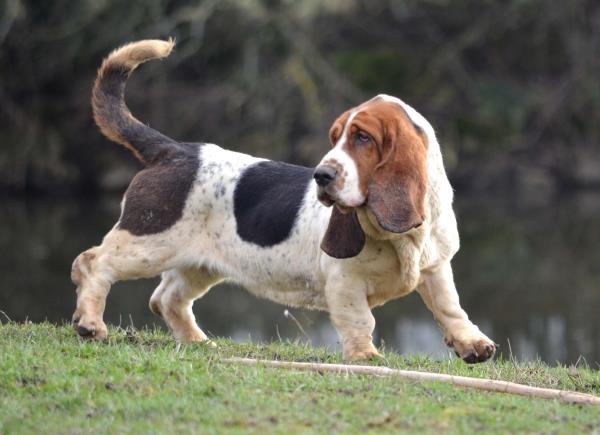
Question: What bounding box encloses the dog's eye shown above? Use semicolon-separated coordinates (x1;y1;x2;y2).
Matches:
355;131;371;145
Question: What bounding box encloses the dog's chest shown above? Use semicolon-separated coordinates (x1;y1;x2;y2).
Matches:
352;238;422;307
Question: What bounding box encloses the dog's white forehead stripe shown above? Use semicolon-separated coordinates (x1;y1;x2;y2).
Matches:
334;110;359;148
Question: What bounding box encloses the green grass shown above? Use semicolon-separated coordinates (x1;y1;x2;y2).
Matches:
1;323;599;434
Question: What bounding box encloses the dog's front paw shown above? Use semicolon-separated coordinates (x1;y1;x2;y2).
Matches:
343;338;382;362
178;333;211;344
72;312;108;340
446;330;497;364
345;349;382;362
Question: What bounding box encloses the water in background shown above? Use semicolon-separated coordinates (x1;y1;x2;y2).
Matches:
1;193;599;365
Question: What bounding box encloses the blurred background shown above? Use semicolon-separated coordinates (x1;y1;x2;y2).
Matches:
1;0;599;365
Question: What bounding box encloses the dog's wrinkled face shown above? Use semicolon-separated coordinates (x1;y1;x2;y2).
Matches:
315;96;429;236
315;109;369;211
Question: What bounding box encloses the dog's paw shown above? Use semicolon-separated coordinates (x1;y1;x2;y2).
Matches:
174;328;211;344
345;349;383;362
343;339;382;362
446;330;497;364
72;313;108;340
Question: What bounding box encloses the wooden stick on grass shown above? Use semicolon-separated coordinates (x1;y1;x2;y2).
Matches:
223;357;600;406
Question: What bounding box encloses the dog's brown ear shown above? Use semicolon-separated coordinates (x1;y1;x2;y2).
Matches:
367;172;426;233
320;208;365;259
367;129;427;234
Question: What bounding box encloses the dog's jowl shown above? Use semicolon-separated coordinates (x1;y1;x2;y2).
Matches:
71;39;496;363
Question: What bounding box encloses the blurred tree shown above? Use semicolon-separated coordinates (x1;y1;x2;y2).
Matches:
0;0;598;195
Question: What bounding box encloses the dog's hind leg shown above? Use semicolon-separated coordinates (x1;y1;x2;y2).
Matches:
71;228;181;340
149;268;224;342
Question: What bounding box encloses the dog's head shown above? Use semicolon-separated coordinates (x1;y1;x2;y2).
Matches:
316;95;428;258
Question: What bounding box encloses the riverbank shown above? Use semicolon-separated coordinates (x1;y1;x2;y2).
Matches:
1;322;598;433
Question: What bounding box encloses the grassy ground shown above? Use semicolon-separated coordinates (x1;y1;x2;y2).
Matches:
1;323;599;434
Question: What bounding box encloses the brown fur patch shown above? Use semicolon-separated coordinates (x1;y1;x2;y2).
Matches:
328;110;351;145
118;145;199;236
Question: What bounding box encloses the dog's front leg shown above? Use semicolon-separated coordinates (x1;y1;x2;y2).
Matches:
418;262;496;363
325;274;381;361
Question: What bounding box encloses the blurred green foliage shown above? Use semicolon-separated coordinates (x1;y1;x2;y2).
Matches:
0;0;599;195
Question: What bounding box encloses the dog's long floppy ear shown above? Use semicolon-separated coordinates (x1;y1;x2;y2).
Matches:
367;122;428;234
320;208;365;259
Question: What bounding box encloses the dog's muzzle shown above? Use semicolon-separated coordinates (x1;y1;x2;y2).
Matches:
314;165;337;206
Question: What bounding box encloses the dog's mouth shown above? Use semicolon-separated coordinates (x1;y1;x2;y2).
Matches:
317;190;335;207
317;189;363;214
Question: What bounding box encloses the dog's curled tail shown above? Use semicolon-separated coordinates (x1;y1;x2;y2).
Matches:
92;39;176;165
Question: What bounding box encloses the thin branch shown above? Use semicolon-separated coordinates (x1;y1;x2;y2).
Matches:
0;310;12;323
223;357;600;406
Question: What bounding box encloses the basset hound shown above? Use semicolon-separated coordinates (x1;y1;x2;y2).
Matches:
71;39;497;363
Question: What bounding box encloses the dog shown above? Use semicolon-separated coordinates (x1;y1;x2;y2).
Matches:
71;39;496;363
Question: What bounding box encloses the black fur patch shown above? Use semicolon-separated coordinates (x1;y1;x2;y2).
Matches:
234;161;313;247
118;143;200;235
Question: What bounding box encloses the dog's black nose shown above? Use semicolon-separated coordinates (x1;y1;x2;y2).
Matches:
313;165;337;187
